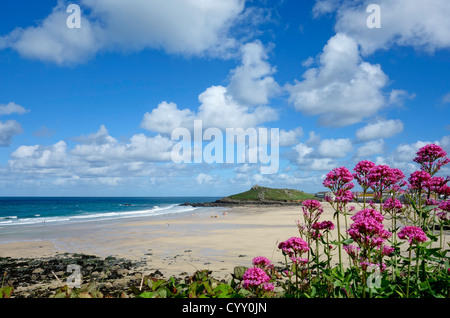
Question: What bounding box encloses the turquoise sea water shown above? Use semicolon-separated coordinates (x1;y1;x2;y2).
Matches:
0;197;219;227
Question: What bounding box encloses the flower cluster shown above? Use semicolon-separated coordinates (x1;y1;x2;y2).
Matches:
397;226;428;245
408;170;431;190
367;165;405;199
242;267;273;291
382;198;403;214
413;144;450;175
379;245;395;256
348;209;391;249
312;220;335;231
353;160;376;190
439;200;450;212
335;190;354;204
437;201;450;222
423;176;449;195
302;199;323;223
323;167;354;192
252;256;274;270
343;245;361;260
278;237;310;257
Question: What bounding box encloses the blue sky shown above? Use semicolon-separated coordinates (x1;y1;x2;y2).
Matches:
0;0;449;197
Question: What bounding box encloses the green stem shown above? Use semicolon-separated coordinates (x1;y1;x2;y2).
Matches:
406;248;412;298
335;210;343;272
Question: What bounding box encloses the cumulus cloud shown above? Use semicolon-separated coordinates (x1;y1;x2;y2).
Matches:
1;1;103;65
141;41;280;135
0;120;23;147
355;119;404;141
317;138;353;158
314;0;450;55
9;126;175;176
355;139;385;158
196;173;214;185
291;142;338;171
286;33;388;127
0;102;29;146
1;0;247;65
0;102;29;116
279;127;303;147
227;41;281;106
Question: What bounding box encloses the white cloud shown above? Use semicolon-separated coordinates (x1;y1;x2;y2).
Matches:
10;140;69;172
0;120;23;146
319;0;450;55
1;0;247;65
388;89;416;106
9;126;175;177
318;138;353;158
0;102;29;116
141;102;196;135
0;102;29;146
196;173;213;185
291;142;338;171
286;33;388;127
227;41;281;106
440;135;450;153
355;139;385;158
1;2;103;65
356;119;404;141
279;127;303;147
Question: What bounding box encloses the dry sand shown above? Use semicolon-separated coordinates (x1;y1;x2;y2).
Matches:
0;202;447;281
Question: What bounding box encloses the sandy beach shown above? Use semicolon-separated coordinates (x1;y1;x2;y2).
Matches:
0;202;448;282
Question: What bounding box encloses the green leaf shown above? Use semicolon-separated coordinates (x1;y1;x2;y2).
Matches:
421;205;438;212
342;238;354;246
137;291;156;298
0;286;13;298
232;266;248;281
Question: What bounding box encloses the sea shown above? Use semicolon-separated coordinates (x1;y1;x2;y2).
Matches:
0;197;220;228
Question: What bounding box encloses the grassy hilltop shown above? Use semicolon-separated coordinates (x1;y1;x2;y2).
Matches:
226;184;315;202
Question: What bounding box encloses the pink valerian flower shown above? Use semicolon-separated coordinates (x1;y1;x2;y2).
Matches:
408;170;431;190
351;208;384;223
382;198;403;214
397;226;428;245
343;245;361;260
353;160;376;190
334;189;354;204
413;144;450;176
348;209;391;249
312;220;335;231
323;167;354;193
438;201;450;222
278;237;310;257
252;256;273;270
302;199;323;211
302;199;323;223
360;260;387;272
424;176;449;194
290;257;309;266
378;245;395;256
262;283;275;292
242;267;270;290
367;165;405;199
436;211;449;222
439;200;450;212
